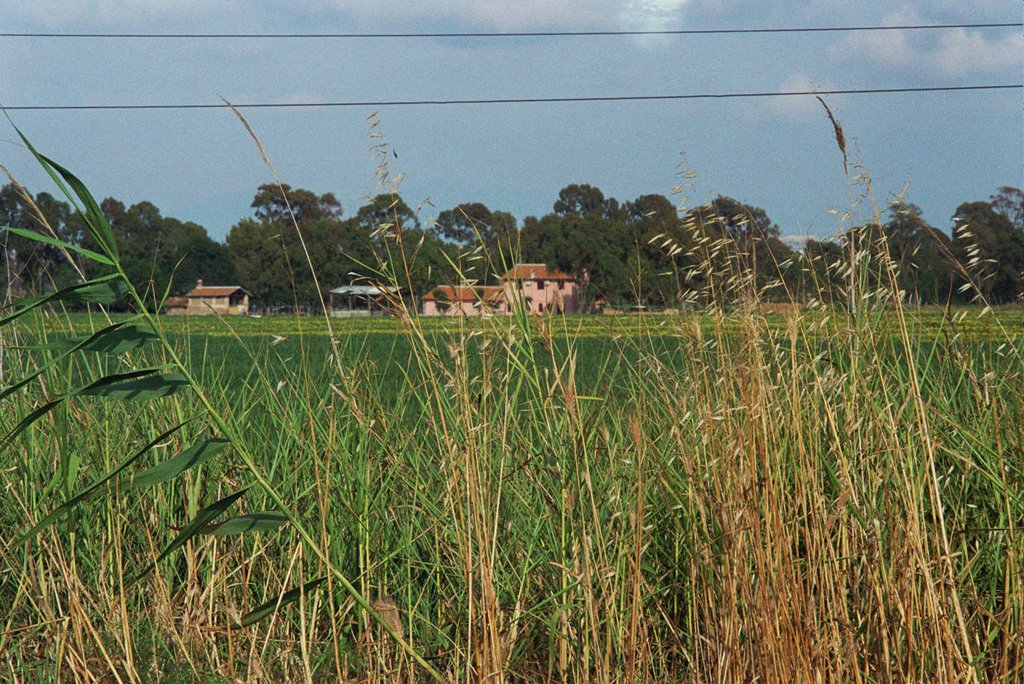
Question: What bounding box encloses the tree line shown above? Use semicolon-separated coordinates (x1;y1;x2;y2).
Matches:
2;180;1022;309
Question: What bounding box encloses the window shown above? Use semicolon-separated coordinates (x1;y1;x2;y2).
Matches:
539;303;545;313
558;281;565;291
537;280;545;291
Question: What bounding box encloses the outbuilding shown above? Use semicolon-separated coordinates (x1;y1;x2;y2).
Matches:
184;279;251;315
329;284;404;317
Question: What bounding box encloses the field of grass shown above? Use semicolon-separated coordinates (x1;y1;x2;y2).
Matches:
1;124;1022;681
2;301;1022;682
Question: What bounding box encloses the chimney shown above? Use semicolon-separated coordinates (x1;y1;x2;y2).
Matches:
197;278;203;289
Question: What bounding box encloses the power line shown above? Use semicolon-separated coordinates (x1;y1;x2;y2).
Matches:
0;23;1020;39
3;84;1021;111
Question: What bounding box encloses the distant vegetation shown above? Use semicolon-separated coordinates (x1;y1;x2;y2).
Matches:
3;181;1022;309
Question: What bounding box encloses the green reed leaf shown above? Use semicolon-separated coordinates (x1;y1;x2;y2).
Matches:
239;578;326;627
80;369;189;400
1;225;115;266
202;512;288;537
0;398;64;450
128;438;229;490
131;488;249;586
0;274;127;327
18;322;157;356
15;423;186;545
67;324;160;355
0;321;129;401
2;368;186;449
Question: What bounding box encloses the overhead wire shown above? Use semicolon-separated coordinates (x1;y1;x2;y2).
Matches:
4;85;1021;111
0;22;1020;39
3;22;1018;112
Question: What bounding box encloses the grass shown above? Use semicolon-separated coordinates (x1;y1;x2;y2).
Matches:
17;306;1024;339
1;113;1022;681
1;301;1021;681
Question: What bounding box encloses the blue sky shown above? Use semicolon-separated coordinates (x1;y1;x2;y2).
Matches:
1;0;1020;242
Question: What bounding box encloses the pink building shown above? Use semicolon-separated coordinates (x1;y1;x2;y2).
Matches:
500;263;580;315
421;264;581;316
421;285;508;316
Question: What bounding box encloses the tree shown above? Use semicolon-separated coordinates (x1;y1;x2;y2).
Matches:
522;211;626;307
952;200;1024;303
226;218;293;305
1;183;78;295
436;202;493;245
525;187;754;308
694;195;780;242
230;185;384;306
228;189;439;305
86;199;233;300
488;211;519;258
990;186;1023;231
103;199;162;296
352;194;418;233
884;201;955;304
799;238;845;303
173;227;237;291
250;184;341;227
434;203;519;280
626;194;676;225
682;196;793;301
393;225;449;296
553;184;606;217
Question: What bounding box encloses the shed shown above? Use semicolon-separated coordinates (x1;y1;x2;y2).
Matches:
184;279;251;315
163;296;189;315
329;284;401;317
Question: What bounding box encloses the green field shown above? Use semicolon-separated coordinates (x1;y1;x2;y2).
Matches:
17;306;1024;397
2;303;1022;682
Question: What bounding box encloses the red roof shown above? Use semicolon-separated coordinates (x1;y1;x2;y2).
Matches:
185;286;248;298
424;285;504;303
501;263;574;281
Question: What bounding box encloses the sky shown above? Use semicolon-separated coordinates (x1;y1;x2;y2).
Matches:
0;1;1020;243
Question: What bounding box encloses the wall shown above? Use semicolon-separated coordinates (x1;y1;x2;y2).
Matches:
501;278;580;314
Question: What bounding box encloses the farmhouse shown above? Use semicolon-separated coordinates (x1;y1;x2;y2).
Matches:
422;284;507;316
500;263;580;315
184;279;251;315
421;263;581;316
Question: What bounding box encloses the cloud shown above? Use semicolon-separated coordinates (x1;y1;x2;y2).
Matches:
929;29;1024;76
836;11;1022;78
621;0;691;30
6;0;226;26
769;72;832;119
296;0;692;31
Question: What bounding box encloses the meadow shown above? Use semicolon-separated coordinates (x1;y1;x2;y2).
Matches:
1;301;1022;682
1;119;1022;681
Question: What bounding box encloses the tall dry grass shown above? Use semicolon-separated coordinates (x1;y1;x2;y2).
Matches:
0;110;1021;682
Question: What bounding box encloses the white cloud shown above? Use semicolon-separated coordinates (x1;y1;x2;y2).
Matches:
295;0;692;31
836;9;1023;78
770;72;832;119
930;29;1023;76
622;0;691;30
6;0;227;26
2;0;694;43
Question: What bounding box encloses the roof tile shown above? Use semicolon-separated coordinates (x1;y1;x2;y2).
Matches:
185;286;248;297
501;263;574;281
